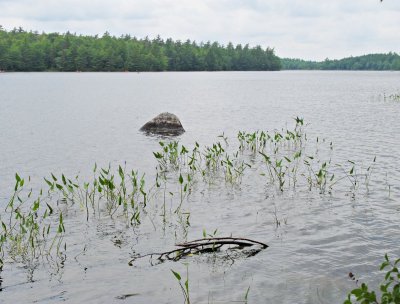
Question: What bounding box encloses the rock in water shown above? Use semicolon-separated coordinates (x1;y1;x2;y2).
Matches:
140;112;185;136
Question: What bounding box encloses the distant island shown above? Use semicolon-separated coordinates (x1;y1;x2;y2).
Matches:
281;53;400;71
0;27;399;72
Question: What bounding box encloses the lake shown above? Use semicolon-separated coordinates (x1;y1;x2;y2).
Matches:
0;71;399;303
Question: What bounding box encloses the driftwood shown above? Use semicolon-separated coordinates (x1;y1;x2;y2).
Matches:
128;237;268;265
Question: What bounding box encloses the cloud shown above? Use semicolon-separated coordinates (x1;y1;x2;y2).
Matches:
0;0;399;60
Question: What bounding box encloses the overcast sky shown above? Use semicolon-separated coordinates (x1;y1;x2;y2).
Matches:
0;0;399;60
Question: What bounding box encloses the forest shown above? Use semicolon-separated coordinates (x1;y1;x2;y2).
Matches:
0;27;281;72
281;53;400;70
1;27;399;72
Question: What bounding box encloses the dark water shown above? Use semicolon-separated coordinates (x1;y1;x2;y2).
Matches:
0;71;399;303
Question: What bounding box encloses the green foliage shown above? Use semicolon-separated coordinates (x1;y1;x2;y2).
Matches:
152;118;376;199
387;93;400;102
171;265;191;304
281;53;400;71
345;254;400;304
55;164;148;224
0;173;66;271
0;27;281;72
0;120;385;285
245;286;251;302
0;165;148;273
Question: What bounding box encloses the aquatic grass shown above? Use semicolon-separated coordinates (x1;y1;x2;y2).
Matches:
271;205;288;228
0;118;385;284
171;265;191;304
326;157;378;196
217;132;229;146
391;93;400;101
384;173;392;198
152;118;380;199
155;171;169;223
153;139;246;212
42;164;149;227
244;286;251;303
365;156;377;193
260;152;287;191
384;92;400;102
221;152;251;184
1;174;66;272
175;172;189;213
1;164;154;274
238;130;269;153
303;157;335;194
154;138;250;188
154;141;192;172
336;161;359;196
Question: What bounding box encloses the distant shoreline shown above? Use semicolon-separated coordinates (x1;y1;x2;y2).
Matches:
1;70;399;73
281;53;400;71
2;27;399;72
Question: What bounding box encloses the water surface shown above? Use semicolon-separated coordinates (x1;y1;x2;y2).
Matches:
0;71;399;303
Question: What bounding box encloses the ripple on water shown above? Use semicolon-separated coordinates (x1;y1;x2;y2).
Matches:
0;71;399;303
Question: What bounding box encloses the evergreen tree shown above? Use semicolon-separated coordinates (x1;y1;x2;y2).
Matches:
0;27;281;72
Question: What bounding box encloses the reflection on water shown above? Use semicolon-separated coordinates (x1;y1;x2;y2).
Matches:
0;71;399;303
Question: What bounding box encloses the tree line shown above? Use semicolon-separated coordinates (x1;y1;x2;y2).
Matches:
0;27;281;72
281;53;400;70
1;26;398;72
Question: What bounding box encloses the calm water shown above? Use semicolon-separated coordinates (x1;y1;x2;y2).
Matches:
0;71;399;303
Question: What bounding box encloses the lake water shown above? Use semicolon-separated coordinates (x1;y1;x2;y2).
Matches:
0;71;399;303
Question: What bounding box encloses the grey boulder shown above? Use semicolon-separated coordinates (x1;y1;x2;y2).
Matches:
140;112;185;136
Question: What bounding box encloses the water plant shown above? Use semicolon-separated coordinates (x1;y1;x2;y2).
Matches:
171;265;191;304
238;130;269;153
245;286;251;303
344;254;400;304
391;93;400;101
365;156;377;193
151;118;379;200
1;118;386;292
303;157;334;193
45;164;148;226
221;152;251;184
271;205;288;228
174;172;192;214
1;173;66;273
384;92;400;102
260;152;289;191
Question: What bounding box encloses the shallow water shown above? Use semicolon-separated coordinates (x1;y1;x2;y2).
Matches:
0;71;399;303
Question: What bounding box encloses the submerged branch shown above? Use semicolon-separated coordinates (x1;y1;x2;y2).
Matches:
128;237;268;265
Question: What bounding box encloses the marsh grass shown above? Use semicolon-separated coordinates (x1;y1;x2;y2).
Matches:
0;174;65;272
384;92;400;102
171;264;191;304
45;164;149;226
150;118;380;220
0;118;382;286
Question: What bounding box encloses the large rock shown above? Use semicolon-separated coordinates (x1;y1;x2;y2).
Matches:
140;112;185;136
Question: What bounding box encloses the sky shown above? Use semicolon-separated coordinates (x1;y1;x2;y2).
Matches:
0;0;399;60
